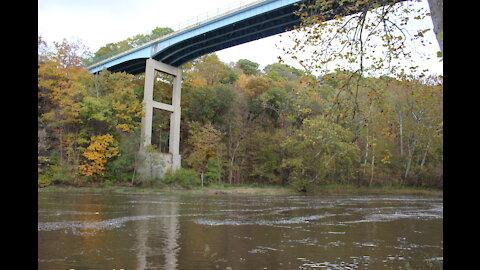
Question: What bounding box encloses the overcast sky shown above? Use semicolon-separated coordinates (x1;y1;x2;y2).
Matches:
38;0;442;75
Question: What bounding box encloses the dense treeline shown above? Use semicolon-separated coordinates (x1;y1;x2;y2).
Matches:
83;27;174;66
38;36;442;191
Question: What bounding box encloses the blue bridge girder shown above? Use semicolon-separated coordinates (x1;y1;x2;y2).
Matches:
88;0;304;75
87;0;399;75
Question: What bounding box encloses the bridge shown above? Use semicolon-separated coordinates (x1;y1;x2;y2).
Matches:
87;0;303;75
86;0;392;178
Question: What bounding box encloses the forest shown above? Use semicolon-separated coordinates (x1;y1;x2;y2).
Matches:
38;24;443;192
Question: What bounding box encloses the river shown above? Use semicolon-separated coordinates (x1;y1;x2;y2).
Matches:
38;192;443;269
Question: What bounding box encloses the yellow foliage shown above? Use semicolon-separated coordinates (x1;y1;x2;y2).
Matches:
237;74;250;90
237;74;270;98
190;76;208;88
116;124;132;133
110;93;143;133
78;134;119;176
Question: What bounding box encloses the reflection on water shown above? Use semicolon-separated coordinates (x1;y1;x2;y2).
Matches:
134;198;179;270
38;193;442;269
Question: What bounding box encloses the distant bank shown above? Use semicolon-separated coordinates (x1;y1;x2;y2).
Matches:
39;184;442;196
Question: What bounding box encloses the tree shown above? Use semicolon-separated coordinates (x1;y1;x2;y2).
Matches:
182;84;235;125
247;129;288;185
287;0;439;78
282;0;442;134
185;122;224;184
236;59;260;75
282;116;360;191
188;54;238;86
38;38;93;167
386;76;442;185
86;27;174;65
39;37;145;185
264;63;303;82
78;134;120;178
279;0;443;187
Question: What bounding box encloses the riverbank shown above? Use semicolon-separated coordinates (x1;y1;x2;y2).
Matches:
39;184;442;196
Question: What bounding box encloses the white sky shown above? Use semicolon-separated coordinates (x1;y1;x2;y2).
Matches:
38;0;442;76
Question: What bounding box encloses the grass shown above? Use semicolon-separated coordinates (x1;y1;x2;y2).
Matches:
40;183;442;196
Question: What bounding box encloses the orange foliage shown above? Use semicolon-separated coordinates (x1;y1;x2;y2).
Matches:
78;134;119;176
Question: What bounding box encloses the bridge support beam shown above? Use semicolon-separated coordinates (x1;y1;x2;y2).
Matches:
137;59;182;180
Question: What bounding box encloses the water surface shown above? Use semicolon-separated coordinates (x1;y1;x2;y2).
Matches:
38;192;443;269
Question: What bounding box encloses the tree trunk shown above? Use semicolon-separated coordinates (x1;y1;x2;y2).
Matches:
369;148;375;187
131;152;138;186
398;113;403;158
363;123;369;177
227;122;233;185
404;135;417;183
59;128;64;165
427;0;443;53
420;138;431;167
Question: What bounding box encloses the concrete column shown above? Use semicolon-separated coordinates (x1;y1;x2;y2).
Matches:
169;70;182;170
140;60;155;148
139;58;182;176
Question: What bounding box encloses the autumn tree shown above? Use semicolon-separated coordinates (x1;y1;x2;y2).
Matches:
185;122;224;185
38;37;93;172
78;134;120;179
384;76;443;186
38;37;144;185
187;54;238;86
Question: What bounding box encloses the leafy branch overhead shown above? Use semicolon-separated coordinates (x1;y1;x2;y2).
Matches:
284;0;441;78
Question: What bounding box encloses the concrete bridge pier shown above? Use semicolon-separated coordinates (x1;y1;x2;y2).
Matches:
137;59;182;180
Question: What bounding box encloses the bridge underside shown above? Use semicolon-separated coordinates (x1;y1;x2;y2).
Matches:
91;0;403;75
104;3;301;75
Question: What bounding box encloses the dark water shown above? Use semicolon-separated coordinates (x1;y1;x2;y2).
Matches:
38;192;443;270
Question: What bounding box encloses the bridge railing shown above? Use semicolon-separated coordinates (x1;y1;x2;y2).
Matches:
86;0;269;69
171;0;268;31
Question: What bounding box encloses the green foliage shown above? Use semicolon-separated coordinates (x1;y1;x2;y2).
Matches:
80;96;110;122
288;169;310;192
104;130;141;182
163;168;200;188
204;159;222;185
47;163;77;185
38;174;52;188
183;85;235;124
188;54;238;86
247;130;286;185
264;63;303;81
236;59;260;75
86;27;174;65
257;87;289;120
282;116;360;191
185;122;224;174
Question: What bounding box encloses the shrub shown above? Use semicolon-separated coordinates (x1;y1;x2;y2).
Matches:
48;163;76;185
204;159;221;185
38;174;52;188
164;168;200;188
289;173;310;192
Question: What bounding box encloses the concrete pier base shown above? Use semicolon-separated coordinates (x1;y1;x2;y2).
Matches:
137;59;182;180
136;151;180;180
